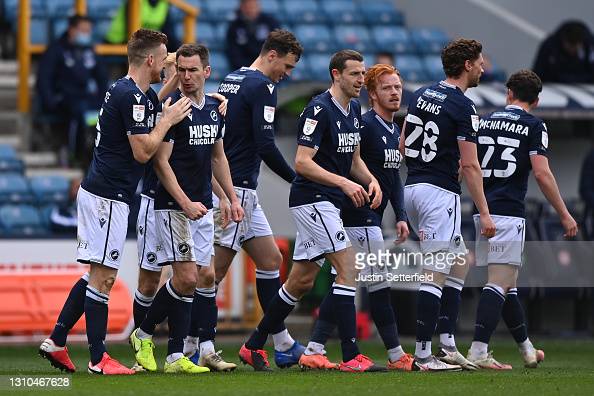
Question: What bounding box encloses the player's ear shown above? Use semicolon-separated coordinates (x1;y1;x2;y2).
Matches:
267;49;278;62
204;65;211;79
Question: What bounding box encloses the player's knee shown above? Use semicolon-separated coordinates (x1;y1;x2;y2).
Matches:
138;272;160;296
100;273;117;293
255;248;283;271
197;269;215;288
286;272;314;298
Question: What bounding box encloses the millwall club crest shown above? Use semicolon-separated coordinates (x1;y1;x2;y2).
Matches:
133;105;145;122
210;110;218;122
354;117;359;129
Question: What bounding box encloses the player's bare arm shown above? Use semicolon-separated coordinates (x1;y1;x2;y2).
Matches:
212;177;232;229
153;140;207;220
398;120;407;157
349;145;382;209
211;140;244;223
129;96;192;163
531;154;578;238
295;145;368;207
459;139;496;237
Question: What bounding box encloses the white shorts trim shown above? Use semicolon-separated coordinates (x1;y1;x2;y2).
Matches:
76;187;129;270
213;187;272;252
404;183;466;275
345;226;389;292
155;209;214;267
291;201;350;266
474;214;525;267
136;195;162;272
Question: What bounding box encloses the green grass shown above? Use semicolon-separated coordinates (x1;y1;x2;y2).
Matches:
1;339;594;395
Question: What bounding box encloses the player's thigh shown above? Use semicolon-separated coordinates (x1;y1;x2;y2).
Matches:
77;188;128;273
137;196;163;272
213;187;252;252
243;235;282;271
285;259;321;299
475;215;525;268
290;201;349;265
155;210;196;265
190;210;215;267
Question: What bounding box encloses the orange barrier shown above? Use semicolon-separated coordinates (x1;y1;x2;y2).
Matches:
0;271;131;335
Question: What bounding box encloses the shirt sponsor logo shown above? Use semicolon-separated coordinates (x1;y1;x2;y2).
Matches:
422;89;447;102
218;83;240;94
492;111;520;121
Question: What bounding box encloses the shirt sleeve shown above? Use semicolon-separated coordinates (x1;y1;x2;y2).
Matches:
297;102;328;149
251;80;296;183
122;89;151;136
455;99;479;143
528;121;548;157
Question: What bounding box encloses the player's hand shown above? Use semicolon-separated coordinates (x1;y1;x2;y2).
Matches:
218;198;231;228
230;200;244;223
340;178;369;208
561;213;578;238
162;96;192;125
367;179;382;210
207;93;228;117
480;214;497;238
394;221;409;244
182;201;208;220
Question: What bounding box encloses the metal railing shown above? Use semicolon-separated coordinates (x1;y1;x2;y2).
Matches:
17;0;199;113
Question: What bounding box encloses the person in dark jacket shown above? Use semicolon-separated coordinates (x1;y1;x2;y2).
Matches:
579;146;594;240
36;14;107;165
532;20;594;83
225;0;280;71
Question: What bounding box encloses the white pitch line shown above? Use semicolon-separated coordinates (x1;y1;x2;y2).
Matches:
465;0;547;40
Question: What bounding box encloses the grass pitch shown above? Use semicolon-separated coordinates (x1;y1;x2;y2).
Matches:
1;339;594;395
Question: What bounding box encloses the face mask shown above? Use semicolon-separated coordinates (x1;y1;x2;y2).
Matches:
74;32;92;46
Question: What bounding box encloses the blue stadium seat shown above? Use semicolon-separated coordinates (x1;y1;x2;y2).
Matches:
360;1;404;26
308;54;331;81
423;55;445;81
333;25;374;53
30;18;49;45
410;28;449;54
29;175;70;204
321;1;360;25
294;24;335;53
46;0;74;18
209;52;230;83
372;26;415;55
288;56;309;81
395;55;428;82
176;21;217;49
0;145;23;174
87;0;121;20
0;204;46;236
259;0;284;21
203;0;239;22
0;174;33;204
39;204;55;228
281;0;326;24
5;0;46;19
169;0;201;21
215;22;229;44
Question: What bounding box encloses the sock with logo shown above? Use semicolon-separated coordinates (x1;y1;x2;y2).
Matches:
438;276;464;349
415;282;442;359
133;289;154;329
50;273;88;347
85;285;109;365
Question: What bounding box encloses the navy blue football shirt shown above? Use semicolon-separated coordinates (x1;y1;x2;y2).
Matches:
404;81;479;194
342;109;406;227
82;76;159;204
477;104;548;218
218;67;295;189
290;91;362;208
154;90;224;211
